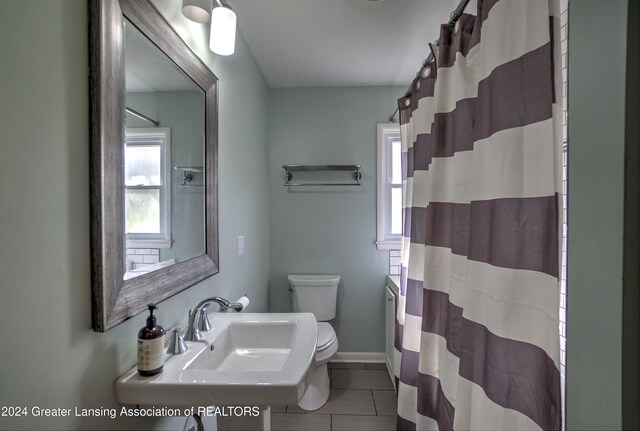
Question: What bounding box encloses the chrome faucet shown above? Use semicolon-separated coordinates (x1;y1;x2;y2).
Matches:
198;304;212;332
185;297;245;341
164;326;188;355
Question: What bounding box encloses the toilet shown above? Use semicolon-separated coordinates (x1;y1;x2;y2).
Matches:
288;274;340;411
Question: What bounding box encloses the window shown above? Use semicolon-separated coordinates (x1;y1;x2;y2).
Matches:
376;123;402;250
125;128;172;249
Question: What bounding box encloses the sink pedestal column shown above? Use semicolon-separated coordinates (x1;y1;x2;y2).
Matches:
216;405;271;431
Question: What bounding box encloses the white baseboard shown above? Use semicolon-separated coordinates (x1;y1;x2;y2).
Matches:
331;352;386;363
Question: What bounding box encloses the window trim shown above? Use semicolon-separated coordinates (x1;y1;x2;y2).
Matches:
376;123;402;251
124;127;172;249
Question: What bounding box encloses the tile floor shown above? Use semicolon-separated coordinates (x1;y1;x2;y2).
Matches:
271;362;397;431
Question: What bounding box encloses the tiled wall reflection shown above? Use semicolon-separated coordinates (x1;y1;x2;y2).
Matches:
126;248;160;270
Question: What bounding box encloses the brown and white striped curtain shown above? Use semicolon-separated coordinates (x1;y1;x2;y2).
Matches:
395;0;563;429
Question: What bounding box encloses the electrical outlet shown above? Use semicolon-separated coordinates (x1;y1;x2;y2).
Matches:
237;235;245;256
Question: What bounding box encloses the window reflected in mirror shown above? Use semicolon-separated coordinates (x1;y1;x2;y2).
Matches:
123;19;205;280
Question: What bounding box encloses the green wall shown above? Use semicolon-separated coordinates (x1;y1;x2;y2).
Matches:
567;1;636;429
622;1;640;428
0;0;270;429
268;87;403;352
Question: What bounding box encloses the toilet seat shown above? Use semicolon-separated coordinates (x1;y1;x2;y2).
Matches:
316;322;337;352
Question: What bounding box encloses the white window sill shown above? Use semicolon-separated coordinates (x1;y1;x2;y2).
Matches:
375;240;401;251
126;239;172;249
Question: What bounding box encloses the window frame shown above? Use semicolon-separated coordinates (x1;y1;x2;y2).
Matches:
124;127;172;249
376;123;402;251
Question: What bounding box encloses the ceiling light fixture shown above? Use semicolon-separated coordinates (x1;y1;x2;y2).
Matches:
209;0;236;56
181;0;213;24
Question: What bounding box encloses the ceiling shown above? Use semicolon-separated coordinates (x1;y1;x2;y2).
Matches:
125;19;201;93
228;0;470;88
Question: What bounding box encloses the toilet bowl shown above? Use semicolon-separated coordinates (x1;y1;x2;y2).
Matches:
288;274;340;411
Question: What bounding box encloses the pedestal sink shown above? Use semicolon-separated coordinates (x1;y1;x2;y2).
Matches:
116;313;317;430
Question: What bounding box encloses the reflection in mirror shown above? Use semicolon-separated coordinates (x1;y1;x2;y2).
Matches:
123;20;205;280
89;0;218;332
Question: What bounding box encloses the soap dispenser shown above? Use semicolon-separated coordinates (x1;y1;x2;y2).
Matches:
137;304;165;377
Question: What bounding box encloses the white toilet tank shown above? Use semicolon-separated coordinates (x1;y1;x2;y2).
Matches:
288;275;340;321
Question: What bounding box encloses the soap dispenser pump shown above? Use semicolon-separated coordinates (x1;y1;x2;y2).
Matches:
137;304;165;377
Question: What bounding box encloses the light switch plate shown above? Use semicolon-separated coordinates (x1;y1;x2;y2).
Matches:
237;235;245;256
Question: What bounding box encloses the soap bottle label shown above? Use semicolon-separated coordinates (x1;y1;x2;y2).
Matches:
137;336;164;372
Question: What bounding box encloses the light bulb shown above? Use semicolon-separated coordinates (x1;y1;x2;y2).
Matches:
209;5;236;56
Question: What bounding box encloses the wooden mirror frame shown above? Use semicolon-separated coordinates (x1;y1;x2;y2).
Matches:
89;0;219;332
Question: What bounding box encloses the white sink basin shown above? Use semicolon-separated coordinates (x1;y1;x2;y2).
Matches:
188;320;299;372
116;313;317;407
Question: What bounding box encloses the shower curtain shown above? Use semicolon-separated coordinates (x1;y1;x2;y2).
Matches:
395;0;563;430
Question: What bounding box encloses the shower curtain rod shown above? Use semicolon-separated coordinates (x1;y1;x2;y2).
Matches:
125;107;160;127
388;0;471;122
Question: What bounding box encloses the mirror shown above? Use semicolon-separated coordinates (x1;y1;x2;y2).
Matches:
89;0;219;332
124;20;205;279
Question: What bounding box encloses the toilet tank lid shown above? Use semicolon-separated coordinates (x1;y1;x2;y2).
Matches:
287;275;341;286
